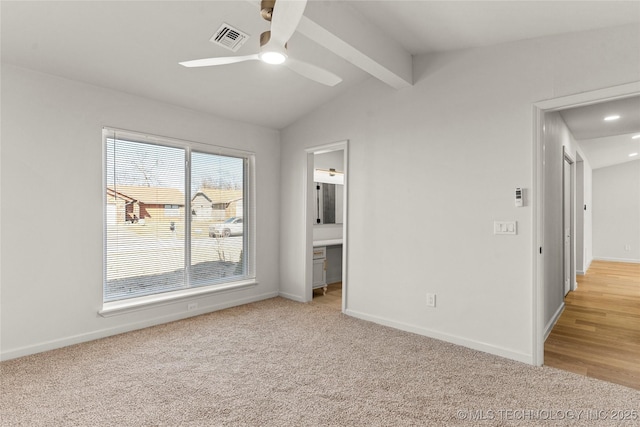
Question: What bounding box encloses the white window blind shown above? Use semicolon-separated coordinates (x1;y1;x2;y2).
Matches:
104;129;253;304
190;151;246;287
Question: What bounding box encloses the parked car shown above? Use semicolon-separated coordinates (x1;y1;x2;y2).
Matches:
209;217;243;238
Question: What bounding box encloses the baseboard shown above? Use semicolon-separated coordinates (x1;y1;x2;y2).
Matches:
278;291;305;303
593;256;640;264
1;291;278;361
344;309;533;365
326;275;341;285
544;302;565;341
576;270;585;276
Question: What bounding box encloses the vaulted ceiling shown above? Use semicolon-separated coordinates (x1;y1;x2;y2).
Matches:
3;1;638;131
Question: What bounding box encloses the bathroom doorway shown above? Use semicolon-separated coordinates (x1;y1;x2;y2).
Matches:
305;141;348;311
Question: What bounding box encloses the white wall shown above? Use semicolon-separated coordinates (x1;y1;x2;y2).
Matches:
575;155;594;274
314;150;344;172
280;24;640;363
584;161;594;267
0;65;281;359
313;224;343;242
593;160;640;262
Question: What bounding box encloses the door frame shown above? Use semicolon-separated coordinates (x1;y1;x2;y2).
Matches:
562;150;575;297
574;153;586;276
304;140;349;312
532;81;640;366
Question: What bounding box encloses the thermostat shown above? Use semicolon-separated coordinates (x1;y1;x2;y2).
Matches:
515;187;523;207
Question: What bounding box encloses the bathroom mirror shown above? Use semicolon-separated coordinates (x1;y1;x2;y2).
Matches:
314;182;343;225
313;151;344;226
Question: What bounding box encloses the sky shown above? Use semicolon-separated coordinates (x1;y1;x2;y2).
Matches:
106;138;244;196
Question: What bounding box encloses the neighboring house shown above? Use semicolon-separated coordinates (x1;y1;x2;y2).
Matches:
191;189;243;222
106;185;185;224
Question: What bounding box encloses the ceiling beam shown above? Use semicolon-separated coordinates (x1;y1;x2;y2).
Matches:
246;0;413;89
297;1;413;89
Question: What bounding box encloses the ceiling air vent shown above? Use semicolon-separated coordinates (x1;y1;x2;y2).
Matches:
209;23;250;52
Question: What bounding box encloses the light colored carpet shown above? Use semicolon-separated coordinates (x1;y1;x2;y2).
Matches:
1;297;639;426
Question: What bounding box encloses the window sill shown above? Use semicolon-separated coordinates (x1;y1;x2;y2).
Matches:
99;279;258;317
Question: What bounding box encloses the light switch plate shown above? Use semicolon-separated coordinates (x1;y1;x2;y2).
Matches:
494;221;517;235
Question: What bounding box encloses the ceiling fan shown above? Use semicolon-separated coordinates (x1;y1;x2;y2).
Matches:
179;0;342;87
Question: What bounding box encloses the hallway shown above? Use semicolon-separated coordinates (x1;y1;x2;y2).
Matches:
545;260;640;390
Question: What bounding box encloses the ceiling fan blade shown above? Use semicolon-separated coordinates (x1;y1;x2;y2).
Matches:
269;0;307;47
179;54;260;68
284;58;342;86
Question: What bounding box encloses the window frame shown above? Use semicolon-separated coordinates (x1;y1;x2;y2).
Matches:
100;127;257;316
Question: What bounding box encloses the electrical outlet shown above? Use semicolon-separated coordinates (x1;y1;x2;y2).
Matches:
625;244;632;251
187;302;198;311
426;293;436;308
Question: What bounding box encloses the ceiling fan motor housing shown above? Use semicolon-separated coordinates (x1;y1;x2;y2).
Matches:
180;0;342;86
261;0;276;21
260;31;287;50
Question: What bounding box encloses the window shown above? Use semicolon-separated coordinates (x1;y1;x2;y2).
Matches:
103;128;254;309
164;204;180;216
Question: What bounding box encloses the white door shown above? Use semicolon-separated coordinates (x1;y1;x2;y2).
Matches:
563;158;572;296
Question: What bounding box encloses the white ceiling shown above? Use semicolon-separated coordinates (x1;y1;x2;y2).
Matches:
1;1;639;130
560;96;640;169
0;1;370;129
350;1;640;55
577;133;640;170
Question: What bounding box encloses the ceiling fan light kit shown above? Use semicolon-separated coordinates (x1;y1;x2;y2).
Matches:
260;50;287;64
179;0;342;86
259;31;288;64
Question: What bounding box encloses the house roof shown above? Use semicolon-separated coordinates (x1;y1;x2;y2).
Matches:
193;189;243;205
107;186;185;206
106;187;135;203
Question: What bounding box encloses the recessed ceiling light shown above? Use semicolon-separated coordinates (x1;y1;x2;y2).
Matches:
630;153;639;157
604;115;621;121
633;135;640;140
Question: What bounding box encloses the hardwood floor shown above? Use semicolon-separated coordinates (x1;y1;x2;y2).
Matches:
310;282;342;310
544;260;640;390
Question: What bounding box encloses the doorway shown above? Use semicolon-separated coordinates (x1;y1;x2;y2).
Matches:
533;81;640;366
305;141;348;312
